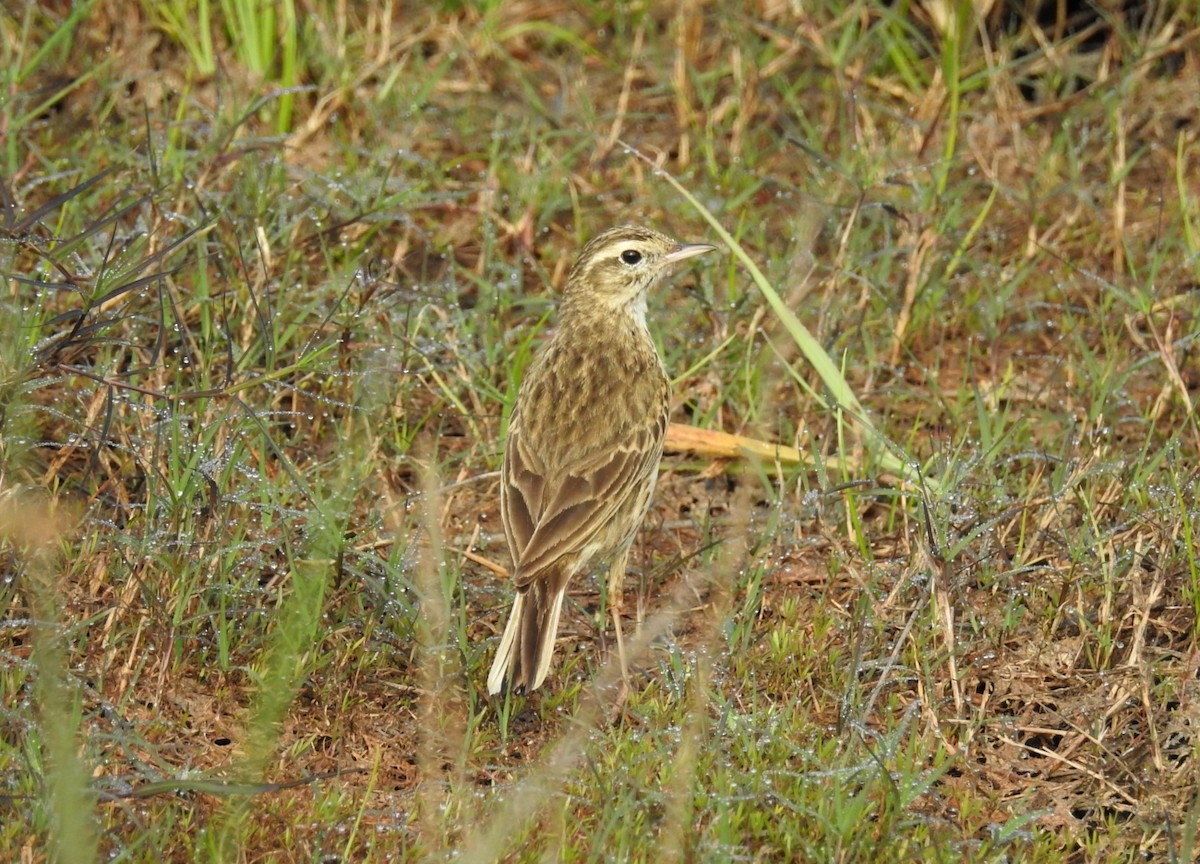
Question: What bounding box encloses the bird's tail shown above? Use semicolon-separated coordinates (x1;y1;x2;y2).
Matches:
486;580;566;695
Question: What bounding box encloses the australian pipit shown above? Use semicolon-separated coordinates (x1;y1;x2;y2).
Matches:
487;224;715;695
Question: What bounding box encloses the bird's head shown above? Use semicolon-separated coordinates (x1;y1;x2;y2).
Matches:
561;224;715;317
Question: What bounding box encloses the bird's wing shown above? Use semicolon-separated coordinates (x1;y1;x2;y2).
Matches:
501;415;663;591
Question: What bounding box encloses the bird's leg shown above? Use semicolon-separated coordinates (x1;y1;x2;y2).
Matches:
608;548;630;692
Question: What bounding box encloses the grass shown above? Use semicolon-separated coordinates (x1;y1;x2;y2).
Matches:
2;0;1199;861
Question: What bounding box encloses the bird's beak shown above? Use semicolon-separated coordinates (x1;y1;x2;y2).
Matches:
664;241;717;263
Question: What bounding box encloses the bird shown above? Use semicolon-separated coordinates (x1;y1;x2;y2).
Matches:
486;224;716;695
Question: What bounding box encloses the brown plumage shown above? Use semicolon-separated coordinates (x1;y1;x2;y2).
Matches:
487;225;715;695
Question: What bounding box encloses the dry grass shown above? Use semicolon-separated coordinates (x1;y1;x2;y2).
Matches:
2;0;1199;861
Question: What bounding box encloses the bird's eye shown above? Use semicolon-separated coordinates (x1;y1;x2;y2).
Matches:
620;249;643;265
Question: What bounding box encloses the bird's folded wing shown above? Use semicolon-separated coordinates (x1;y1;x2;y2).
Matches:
502;422;659;591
